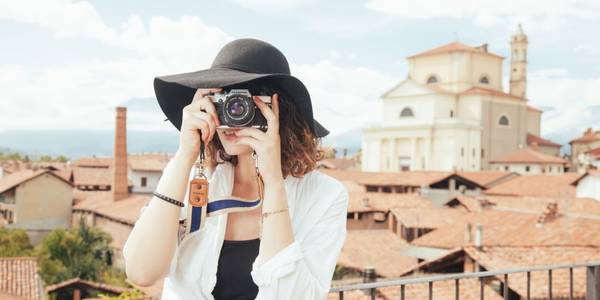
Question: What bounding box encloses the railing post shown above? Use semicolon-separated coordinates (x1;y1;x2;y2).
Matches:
587;266;600;300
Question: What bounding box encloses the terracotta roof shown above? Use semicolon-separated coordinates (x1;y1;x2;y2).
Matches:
348;192;433;213
485;173;582;197
74;153;172;172
456;171;517;188
337;230;418;278
585;147;600;157
569;129;600;144
45;277;130;294
0;160;29;176
72;165;133;187
72;192;151;225
489;147;567;164
321;169;453;187
390;207;465;229
459;86;524;100
73;157;112;167
443;195;489;212
526;133;562;148
411;210;600;249
0;257;43;300
128;153;171;172
527;105;543;113
0;168;73;194
407;41;504;60
317;158;359;171
486;195;600;217
465;245;600;299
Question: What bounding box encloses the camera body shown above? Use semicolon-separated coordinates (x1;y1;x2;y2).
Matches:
211;89;272;130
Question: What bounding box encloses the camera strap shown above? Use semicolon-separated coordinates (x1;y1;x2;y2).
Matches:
183;139;264;237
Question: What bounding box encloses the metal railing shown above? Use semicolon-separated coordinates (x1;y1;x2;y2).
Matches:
329;261;600;300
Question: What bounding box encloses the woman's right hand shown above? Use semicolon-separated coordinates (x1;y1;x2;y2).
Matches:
176;88;222;161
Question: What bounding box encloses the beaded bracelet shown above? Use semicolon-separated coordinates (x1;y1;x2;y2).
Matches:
152;191;184;207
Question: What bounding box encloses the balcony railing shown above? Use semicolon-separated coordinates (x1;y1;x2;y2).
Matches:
329;261;600;300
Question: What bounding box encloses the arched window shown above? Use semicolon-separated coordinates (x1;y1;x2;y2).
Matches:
498;115;510;126
426;75;438;84
479;76;489;84
400;107;414;117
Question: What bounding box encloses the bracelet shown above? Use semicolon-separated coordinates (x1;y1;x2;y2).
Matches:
153;191;184;207
261;208;289;219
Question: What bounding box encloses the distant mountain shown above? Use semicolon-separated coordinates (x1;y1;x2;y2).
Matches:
0;128;364;161
0;129;179;161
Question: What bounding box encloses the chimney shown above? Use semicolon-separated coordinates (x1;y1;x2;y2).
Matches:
362;267;376;283
475;224;483;250
112;106;129;201
537;202;558;225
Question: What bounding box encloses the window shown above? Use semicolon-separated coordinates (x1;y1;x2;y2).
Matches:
426;75;438;84
461;147;465;157
481;149;485;158
525;165;531;172
400;107;414;117
479;76;489;84
450;110;454;118
504;166;509;171
141;177;147;187
472;148;476;157
498;115;510;126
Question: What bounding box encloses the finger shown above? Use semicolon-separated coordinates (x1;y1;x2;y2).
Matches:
188;116;210;142
199;93;221;127
235;136;260;150
190;111;216;141
253;96;278;134
235;127;267;141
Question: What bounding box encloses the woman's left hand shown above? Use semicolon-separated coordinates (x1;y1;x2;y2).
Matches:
234;93;283;185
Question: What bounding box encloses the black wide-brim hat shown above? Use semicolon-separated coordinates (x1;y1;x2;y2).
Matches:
153;38;329;138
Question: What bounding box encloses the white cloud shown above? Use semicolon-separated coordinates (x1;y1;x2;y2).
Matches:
0;0;233;131
527;68;600;140
227;0;314;12
0;0;394;137
364;0;600;28
293;60;397;135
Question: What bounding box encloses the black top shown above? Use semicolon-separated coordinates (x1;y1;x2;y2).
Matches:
211;237;261;300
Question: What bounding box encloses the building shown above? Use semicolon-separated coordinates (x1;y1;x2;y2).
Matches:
362;25;558;172
489;145;568;174
569;127;600;172
572;170;600;201
0;167;73;244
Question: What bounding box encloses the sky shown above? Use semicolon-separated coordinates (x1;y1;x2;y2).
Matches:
0;0;599;140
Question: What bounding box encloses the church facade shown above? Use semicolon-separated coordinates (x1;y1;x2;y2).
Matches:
362;25;543;172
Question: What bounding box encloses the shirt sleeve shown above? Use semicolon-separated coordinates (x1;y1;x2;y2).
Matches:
250;183;349;300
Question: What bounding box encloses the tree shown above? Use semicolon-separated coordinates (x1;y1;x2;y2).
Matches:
0;228;34;256
36;217;114;285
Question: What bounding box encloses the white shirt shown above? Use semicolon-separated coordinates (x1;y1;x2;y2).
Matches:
123;160;349;300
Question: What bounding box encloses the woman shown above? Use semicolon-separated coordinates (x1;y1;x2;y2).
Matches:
122;38;349;300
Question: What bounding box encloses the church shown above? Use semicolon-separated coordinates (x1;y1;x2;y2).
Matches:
361;25;551;172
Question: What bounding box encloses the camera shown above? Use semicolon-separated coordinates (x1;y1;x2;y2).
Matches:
210;89;272;129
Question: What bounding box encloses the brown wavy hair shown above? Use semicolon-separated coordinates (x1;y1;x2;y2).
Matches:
205;79;324;178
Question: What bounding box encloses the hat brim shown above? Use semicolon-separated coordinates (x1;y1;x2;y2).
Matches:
154;67;329;138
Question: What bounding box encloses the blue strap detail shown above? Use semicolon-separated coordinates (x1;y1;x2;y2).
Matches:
207;199;261;213
190;206;202;232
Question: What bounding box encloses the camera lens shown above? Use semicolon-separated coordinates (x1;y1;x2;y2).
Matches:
223;95;255;126
227;99;246;117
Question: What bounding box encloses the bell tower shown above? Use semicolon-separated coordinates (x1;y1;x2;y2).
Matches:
509;24;528;98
